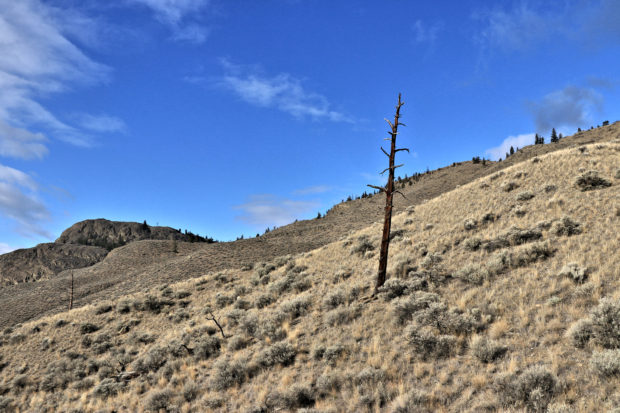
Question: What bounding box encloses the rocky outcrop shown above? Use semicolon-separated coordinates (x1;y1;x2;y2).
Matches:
55;219;191;249
0;243;108;285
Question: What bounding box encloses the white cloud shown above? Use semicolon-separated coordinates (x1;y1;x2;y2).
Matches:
475;3;550;52
485;133;535;161
0;164;38;191
220;62;349;122
128;0;210;43
75;114;127;133
293;185;332;195
0;163;51;238
474;1;620;54
412;19;442;46
0;119;48;159
0;242;15;254
234;194;319;228
527;86;603;133
0;0;111;147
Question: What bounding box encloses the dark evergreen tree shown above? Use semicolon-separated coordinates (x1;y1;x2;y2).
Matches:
550;128;559;143
510;146;515;155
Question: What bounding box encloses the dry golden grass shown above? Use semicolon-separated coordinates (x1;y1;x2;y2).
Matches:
0;127;619;412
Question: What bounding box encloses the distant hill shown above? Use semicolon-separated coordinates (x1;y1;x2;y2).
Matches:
56;218;213;249
0;243;107;285
0;219;214;287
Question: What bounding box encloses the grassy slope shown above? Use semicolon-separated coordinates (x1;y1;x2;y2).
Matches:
1;136;619;412
2;123;619;331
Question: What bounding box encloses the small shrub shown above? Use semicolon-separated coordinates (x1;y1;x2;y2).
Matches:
455;264;489;285
590;298;620;348
481;212;499;223
350;236;375;256
543;184;557;193
325;306;361;326
316;372;342;397
615;169;620;179
134;295;174;313
210;358;247;390
54;319;68;328
388;389;430;413
227;336;249;352
464;218;477;231
463;237;481;251
80;323;100;335
575;170;612;191
182;382;200;402
512;241;553;267
496;366;557;412
378;278;413;300
567;318;593;348
258;316;286;342
513;171;527;179
215;293;234;308
471;336;507;363
146;388;174;412
420;252;442;269
256;342;296;367
194;336;221;360
93;378;125;399
501;181;519;192
552;216;582;236
393;292;440;325
590;350;620;376
133;347;168;374
116;300;132;314
558;263;588;283
506;227;542;245
516;191;535;201
405;326;457;360
323;344;345;365
95;304;113;315
279;295;312;319
254;293;275;309
323;289;347;309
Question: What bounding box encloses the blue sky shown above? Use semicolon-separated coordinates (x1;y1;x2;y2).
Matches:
1;0;619;252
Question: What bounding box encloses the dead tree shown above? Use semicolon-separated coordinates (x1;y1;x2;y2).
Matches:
68;271;74;310
368;93;408;294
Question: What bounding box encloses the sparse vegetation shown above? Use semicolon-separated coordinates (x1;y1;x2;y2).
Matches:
1;135;619;411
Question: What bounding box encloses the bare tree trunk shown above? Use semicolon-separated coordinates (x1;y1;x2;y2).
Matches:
368;94;408;295
68;271;74;310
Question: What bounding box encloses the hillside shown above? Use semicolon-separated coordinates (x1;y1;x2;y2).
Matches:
0;243;107;286
0;123;619;330
0;219;212;288
0;123;619;329
0;133;618;411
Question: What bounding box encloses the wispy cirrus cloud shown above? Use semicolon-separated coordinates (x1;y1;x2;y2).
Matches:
474;1;620;54
218;61;350;122
75;114;127;134
234;194;319;228
127;0;211;43
0;0;125;240
0;120;48;160
412;19;443;47
0;0;111;148
527;86;603;133
0;163;51;238
485;133;535;161
293;185;332;196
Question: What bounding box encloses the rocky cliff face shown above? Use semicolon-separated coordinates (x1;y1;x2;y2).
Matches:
56;219;189;249
0;243;108;285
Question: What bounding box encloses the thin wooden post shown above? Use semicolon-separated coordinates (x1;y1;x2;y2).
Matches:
68;271;74;310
